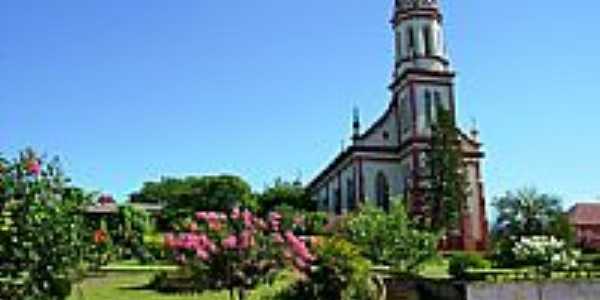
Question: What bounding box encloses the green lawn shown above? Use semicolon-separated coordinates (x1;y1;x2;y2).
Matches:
68;272;228;300
68;270;295;300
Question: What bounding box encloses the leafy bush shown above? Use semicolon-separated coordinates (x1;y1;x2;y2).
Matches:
341;201;438;273
267;237;378;300
448;252;491;280
0;150;90;300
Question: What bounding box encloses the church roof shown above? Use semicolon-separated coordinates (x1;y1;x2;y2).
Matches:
569;203;600;226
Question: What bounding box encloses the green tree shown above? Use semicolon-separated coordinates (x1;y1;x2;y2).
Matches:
491;187;573;267
492;188;563;238
257;179;314;215
341;200;438;273
130;175;256;226
423;107;468;232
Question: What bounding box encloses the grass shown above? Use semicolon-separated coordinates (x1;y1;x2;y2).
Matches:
68;270;297;300
419;257;450;279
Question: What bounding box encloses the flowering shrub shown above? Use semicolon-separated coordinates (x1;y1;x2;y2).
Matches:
0;150;90;300
164;208;315;299
512;235;580;276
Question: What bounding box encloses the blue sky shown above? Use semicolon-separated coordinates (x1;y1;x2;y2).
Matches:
1;0;599;210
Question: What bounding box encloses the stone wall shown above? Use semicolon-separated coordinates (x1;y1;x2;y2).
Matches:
385;278;600;300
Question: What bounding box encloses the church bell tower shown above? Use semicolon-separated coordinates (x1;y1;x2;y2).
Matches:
391;0;457;226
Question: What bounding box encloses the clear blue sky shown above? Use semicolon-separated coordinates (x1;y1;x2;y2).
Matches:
1;0;599;209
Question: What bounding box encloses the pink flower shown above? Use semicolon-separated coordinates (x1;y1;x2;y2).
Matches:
195;212;208;221
269;212;282;221
26;160;41;176
294;257;308;270
242;210;253;228
222;235;238;250
285;231;315;262
208;220;222;231
231;207;241;220
196;249;210;261
238;230;255;250
207;212;219;222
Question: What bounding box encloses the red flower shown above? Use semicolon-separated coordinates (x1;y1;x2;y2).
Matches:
93;229;108;245
25;160;41;176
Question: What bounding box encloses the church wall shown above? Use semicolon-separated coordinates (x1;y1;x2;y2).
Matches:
359;107;399;147
465;161;482;241
362;160;405;204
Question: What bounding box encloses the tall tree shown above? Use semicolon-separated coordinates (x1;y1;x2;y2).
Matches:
423;107;468;233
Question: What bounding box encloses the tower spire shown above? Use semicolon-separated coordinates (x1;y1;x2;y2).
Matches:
352;106;361;142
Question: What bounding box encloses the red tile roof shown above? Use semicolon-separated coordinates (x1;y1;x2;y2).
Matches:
569;203;600;226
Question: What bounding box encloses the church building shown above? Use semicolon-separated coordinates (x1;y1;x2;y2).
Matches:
307;0;488;251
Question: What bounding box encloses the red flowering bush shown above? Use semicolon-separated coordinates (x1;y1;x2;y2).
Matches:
165;208;315;299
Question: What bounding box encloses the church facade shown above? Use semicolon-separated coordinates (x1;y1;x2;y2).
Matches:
307;0;488;251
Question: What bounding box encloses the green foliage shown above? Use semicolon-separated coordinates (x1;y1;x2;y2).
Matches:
270;238;377;300
131;175;256;226
491;188;571;267
423;106;468;232
0;149;91;300
341;201;438;274
257;179;314;215
303;211;329;236
448;252;491;280
113;205;153;263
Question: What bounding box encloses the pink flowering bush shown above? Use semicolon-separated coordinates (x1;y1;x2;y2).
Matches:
164;208;315;299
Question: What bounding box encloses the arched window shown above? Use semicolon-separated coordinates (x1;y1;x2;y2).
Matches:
376;172;390;212
425;90;432;127
347;179;356;211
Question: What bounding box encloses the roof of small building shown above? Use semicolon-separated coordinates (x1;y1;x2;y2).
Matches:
84;202;164;214
569;203;600;226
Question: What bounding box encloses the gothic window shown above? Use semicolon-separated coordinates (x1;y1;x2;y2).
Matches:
423;26;432;56
334;188;342;215
347;179;356;211
383;131;390;140
425;90;433;128
376;172;390;212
